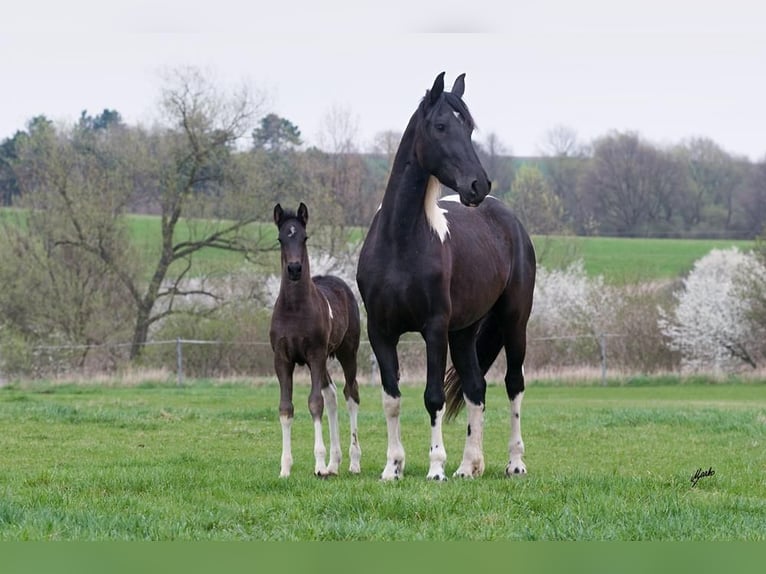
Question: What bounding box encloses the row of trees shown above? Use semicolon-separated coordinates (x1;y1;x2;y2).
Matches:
1;66;766;379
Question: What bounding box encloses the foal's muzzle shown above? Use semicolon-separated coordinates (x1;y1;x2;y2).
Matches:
287;262;302;281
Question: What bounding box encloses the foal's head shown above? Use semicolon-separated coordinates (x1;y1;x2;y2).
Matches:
274;202;309;282
414;72;491;207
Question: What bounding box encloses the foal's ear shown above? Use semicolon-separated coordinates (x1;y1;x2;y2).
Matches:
273;203;284;227
297;202;309;226
428;71;446;106
451;73;466;98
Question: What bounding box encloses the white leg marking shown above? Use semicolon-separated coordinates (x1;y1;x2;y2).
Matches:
506;391;527;476
313;418;328;476
322;384;341;475
381;391;405;480
279;414;293;478
347;398;362;473
454;397;485;478
427;406;448;480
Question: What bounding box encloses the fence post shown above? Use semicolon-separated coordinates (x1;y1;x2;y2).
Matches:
599;333;607;385
176;337;184;387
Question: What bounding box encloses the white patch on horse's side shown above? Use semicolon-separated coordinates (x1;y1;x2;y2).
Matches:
425;176;450;242
507;391;527;476
454;397;485;478
381;391;405;480
279;414;293;477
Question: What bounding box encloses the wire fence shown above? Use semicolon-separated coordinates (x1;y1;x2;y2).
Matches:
1;333;631;386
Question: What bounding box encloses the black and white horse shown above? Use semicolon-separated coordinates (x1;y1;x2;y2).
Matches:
356;73;535;480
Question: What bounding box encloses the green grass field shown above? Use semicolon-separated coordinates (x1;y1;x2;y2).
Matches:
1;378;764;541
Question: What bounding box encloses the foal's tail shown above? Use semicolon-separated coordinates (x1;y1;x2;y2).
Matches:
444;313;504;422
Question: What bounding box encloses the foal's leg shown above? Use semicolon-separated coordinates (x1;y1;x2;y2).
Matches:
368;328;404;480
423;321;450;481
307;361;329;476
338;346;362;474
449;325;487;478
321;370;342;475
274;358;295;477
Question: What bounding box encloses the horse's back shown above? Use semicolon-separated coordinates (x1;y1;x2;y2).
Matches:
313;275;361;349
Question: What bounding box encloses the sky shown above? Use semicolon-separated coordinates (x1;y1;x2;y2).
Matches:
2;1;764;159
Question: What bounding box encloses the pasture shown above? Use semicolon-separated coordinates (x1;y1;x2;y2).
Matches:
1;378;764;541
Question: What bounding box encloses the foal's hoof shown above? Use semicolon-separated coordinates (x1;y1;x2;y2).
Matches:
427;473;448;482
380;459;403;481
505;460;527;477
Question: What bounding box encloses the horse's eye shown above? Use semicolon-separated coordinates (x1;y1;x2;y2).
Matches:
435;123;446;132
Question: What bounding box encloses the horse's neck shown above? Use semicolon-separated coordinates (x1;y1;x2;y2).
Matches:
277;271;318;309
378;140;433;239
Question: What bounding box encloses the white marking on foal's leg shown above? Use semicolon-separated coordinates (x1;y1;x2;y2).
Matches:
312;417;328;476
454;397;485;478
279;414;293;478
426;406;448;480
381;391;405;480
322;384;341;475
506;391;527;476
347;398;361;473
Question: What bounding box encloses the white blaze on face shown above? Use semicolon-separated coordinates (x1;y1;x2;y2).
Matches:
425;176;450;242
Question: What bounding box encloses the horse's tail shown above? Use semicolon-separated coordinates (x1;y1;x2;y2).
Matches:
444;313;504;422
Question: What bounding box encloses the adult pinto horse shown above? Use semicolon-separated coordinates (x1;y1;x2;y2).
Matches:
356;73;535;480
270;202;362;477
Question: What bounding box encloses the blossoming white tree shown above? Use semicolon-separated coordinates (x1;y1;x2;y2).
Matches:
658;247;765;372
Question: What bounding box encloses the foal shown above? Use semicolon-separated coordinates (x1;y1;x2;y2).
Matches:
269;202;362;477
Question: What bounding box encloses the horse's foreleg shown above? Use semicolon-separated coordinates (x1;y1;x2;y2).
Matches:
321;372;342;475
307;365;329;477
369;329;404;480
275;358;295;478
424;324;449;481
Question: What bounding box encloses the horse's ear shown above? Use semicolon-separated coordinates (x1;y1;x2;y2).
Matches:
297;202;309;226
273;203;283;227
428;72;446;106
451;73;466;98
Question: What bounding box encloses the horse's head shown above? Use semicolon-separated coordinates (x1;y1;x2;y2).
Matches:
415;72;491;207
273;202;309;281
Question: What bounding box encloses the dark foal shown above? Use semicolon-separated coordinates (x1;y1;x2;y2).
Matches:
269;202;362;477
357;73;535;480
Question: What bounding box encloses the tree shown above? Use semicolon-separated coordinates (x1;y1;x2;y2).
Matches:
540;125;588;233
658;248;764;371
509;164;565;235
0;117;138;371
580;131;687;236
476;132;513;198
252;113;302;151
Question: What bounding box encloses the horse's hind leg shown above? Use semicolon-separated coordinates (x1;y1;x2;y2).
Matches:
450;324;486;478
337;344;362;474
307;360;331;477
321;369;342;476
504;321;528;476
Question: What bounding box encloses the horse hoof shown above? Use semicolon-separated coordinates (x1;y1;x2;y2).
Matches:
427;473;448;482
349;464;361;474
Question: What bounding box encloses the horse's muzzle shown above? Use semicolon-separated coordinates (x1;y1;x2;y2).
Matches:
460;178;491;207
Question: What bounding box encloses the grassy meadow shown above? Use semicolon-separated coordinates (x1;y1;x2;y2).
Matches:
1;378;764;541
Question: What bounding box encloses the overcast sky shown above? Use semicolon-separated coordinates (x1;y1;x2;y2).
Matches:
2;1;764;159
